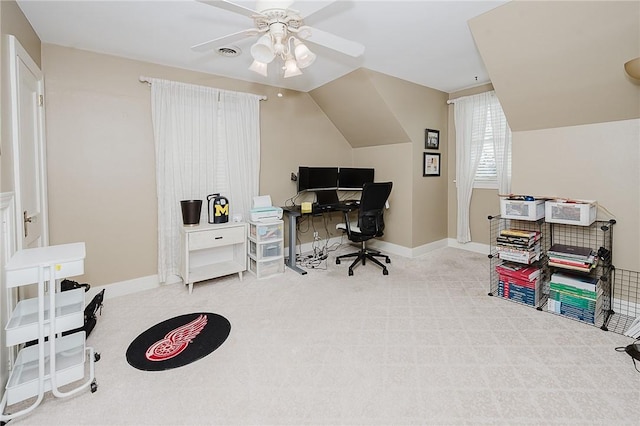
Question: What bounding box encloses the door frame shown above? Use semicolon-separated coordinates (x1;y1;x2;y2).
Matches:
6;34;49;250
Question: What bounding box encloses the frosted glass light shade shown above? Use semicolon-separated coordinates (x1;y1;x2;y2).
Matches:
249;60;268;77
283;57;302;78
251;35;275;64
294;39;316;69
624;57;640;80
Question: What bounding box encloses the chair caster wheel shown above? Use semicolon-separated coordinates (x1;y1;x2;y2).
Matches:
336;259;341;265
94;352;101;362
383;269;389;275
385;258;391;264
348;269;354;276
91;380;98;393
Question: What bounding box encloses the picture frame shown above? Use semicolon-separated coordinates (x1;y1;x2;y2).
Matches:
423;153;441;177
425;129;440;150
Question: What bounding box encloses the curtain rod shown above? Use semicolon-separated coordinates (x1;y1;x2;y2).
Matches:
138;76;267;100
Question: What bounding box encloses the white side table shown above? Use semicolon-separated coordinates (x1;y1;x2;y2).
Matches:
180;222;247;293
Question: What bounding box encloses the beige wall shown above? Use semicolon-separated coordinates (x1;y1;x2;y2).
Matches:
353;143;412;247
0;0;39;67
512;119;640;270
366;71;449;248
41;44;352;286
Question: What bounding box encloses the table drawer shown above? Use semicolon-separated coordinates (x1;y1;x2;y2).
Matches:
189;226;245;250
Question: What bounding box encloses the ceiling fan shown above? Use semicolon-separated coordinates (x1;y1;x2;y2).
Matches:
192;0;365;78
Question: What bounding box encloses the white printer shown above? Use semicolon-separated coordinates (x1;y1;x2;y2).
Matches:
250;195;283;222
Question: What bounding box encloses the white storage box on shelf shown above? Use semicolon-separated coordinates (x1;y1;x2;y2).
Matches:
500;198;546;221
545;199;597;226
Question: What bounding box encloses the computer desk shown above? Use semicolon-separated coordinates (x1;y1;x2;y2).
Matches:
281;202;359;275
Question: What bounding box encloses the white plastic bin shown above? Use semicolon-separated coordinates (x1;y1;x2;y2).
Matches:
500;198;545;221
545;200;597;226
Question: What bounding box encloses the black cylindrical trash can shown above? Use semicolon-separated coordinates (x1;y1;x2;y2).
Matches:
180;200;202;226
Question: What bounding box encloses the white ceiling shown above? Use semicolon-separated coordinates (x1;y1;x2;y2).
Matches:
16;0;508;93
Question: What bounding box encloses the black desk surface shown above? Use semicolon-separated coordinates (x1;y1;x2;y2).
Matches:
282;201;359;215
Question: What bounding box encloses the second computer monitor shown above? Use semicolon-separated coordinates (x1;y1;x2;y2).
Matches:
298;166;339;192
338;167;375;190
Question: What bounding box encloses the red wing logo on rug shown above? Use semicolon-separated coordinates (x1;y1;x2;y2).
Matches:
145;314;208;361
126;312;231;371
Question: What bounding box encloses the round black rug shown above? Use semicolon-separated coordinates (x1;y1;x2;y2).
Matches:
126;312;231;371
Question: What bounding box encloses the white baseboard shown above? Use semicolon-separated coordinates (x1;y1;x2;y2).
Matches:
95;238;490;300
446;238;491;256
85;274;181;302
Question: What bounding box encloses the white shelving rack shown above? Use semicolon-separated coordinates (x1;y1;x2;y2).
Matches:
1;243;98;423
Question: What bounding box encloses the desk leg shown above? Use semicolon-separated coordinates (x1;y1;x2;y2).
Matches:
284;211;307;275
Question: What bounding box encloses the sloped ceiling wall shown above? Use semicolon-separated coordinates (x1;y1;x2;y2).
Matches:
469;1;640;132
309;68;411;148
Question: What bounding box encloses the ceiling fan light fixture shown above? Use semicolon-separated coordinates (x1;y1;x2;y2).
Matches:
293;39;316;69
624;57;640;80
249;60;268;77
251;34;276;63
283;56;302;78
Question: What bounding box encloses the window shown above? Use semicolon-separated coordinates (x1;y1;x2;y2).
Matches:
472;104;511;189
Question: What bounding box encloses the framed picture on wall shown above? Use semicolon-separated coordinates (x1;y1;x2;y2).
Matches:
425;129;440;150
423;153;441;177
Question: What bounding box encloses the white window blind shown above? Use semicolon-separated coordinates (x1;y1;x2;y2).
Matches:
473;105;510;189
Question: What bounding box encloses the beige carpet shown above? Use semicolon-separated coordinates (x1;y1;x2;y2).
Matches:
5;246;639;425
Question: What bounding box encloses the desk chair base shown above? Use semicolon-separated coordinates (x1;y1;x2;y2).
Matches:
336;242;391;276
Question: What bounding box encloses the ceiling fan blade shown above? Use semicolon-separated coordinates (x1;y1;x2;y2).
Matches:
291;0;335;21
197;0;265;18
298;26;365;58
191;28;260;52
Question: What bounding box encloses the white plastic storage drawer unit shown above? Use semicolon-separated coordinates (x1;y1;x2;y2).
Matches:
248;256;285;279
249;220;283;243
249;239;283;260
248;220;284;279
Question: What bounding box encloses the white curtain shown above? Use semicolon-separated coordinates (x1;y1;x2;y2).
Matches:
454;92;491;243
149;78;261;282
490;101;512;195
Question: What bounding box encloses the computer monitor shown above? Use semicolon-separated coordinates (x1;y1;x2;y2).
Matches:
338;167;375;190
297;166;339;192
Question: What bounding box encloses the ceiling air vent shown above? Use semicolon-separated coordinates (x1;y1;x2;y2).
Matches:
216;46;241;57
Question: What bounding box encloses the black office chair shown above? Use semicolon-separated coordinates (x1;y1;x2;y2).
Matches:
335;182;393;276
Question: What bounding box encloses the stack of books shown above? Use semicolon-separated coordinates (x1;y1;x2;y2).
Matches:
496;229;541;264
496;262;543;307
548;243;598;273
547;272;602;324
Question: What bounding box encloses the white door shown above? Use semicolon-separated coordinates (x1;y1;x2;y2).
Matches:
0;36;48;387
8;35;48;250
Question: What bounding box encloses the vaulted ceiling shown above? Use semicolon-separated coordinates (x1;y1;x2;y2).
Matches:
469;1;640;131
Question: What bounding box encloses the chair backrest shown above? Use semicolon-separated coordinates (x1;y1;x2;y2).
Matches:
357;182;393;237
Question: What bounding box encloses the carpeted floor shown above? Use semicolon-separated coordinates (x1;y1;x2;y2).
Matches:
5;246;639;425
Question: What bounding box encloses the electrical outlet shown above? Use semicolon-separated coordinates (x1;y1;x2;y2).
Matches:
313;231;318;239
